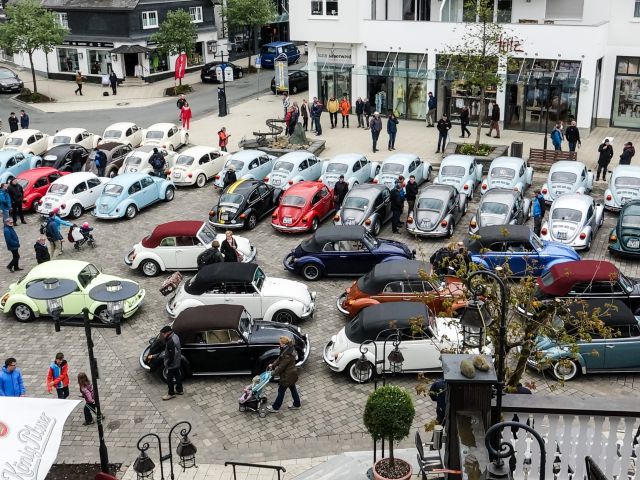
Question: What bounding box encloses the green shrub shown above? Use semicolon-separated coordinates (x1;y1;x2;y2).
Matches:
457;143;493;156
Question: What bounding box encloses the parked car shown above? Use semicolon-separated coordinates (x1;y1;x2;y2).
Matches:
406;184;467;238
541;161;593;204
323;302;462;383
36;172;108;218
0;131;10;148
213;150;276;189
334;183;392;236
609;199;640;257
83;142;133;178
166;263;316;323
271;181;335;233
125;220;256;277
15;167;69;211
259;41;300;68
336;260;467;318
3;129;50;155
167;145;226;188
527;299;640;381
604;165;640;211
42;145;90;172
270;70;309;94
480;156;533;194
433;154;482;196
374;153;432;190
209;179;281;230
320;153;379;189
118;146;175;175
540;193;604;251
200;61;244;83
283;225;415;281
0;260;145;323
93;172;175;220
265;151;323;191
49;128;101;150
102;122;143;147
0;67;23;93
140;305;310;380
469;188;531;235
141;123;188;151
466;225;580;277
0;150;42;183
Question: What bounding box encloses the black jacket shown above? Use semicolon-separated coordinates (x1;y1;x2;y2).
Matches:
490;105;500;121
355;100;364;115
620;146;636;165
163;333;181;370
71;149;84;168
223;170;237;189
565;126;581;143
221;238;239;262
390;188;404;209
333;180;348;199
460;108;469;125
405;180;418;200
7;183;23;202
598;143;614;165
8;116;18;132
197;247;224;268
437;118;452;134
363;102;372;115
177;98;187;109
34;241;50;264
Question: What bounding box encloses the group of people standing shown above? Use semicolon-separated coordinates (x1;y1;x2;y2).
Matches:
7;110;29;132
389;175;419;233
282;94;324;136
196;230;244;268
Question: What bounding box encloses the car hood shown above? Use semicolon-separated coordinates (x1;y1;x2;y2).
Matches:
541;240;581;260
249;321;307;347
414;210;443;230
375;238;413;257
338;208;367;225
478;212;509;228
261;277;311;303
330;327;357;354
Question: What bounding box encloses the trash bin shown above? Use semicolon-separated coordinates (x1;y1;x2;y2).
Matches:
510;141;523;159
218;87;227;117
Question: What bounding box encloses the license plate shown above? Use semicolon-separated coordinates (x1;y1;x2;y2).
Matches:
420;220;431;228
344;218;355;225
221;213;229;221
173;172;181;178
557;232;567;240
45;203;51;209
283;217;292;224
628;239;640;249
272;179;281;186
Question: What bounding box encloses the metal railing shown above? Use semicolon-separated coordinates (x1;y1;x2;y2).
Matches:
224;461;286;480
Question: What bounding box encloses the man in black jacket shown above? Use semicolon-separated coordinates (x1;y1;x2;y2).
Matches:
565;121;581;152
486;104;500;138
7;178;25;224
405;175;418;214
596;139;614;181
147;326;183;400
197;240;224;269
620;142;635;165
390;182;404;233
436;114;451;154
333;175;348;208
355;98;364;128
70;148;84;172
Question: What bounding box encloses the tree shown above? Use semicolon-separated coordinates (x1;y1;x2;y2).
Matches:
224;0;276;57
151;10;198;85
0;0;67;94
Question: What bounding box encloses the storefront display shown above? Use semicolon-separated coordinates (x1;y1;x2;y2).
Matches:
88;50;111;75
148;50;169;74
317;47;353;107
612;57;640;128
57;48;79;73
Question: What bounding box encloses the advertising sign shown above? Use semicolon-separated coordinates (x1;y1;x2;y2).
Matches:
174;52;187;80
275;58;288;93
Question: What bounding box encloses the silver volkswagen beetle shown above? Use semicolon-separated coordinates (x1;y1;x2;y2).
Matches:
334;183;392;236
406;184;467;238
540;193;604;251
469;188;531;235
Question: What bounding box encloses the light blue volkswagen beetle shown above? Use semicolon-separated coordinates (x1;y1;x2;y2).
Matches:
213;150;276;189
0;149;42;183
93;172;175;220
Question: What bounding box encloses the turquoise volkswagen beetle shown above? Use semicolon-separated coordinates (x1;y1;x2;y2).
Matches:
609;200;640;257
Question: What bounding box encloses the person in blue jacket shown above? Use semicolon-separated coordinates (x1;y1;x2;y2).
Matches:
532;189;545;236
550;123;563;151
0;357;26;397
4;218;21;272
45;209;73;257
0;183;11;222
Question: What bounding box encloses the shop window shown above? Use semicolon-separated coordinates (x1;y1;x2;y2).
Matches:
88;50;112;75
612;57;640;129
55;12;68;28
311;0;323;15
326;0;338;15
148;50;169;74
496;0;511;23
635;0;640;17
57;47;79;73
189;6;203;23
142;11;158;29
545;0;583;19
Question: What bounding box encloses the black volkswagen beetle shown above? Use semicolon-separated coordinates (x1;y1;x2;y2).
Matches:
209;178;281;230
334;183;392;236
82;142;133;178
41;144;90;171
468;188;531;235
140;304;310;380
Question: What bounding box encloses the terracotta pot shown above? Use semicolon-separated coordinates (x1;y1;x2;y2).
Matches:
372;457;413;480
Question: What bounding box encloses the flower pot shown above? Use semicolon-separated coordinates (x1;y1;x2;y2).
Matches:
373;457;413;480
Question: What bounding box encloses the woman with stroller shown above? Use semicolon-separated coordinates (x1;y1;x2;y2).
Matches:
266;337;301;413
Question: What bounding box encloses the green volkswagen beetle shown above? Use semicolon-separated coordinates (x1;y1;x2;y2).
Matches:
609;199;640;257
1;259;146;323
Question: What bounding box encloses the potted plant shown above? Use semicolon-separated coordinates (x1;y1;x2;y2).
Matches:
363;385;416;480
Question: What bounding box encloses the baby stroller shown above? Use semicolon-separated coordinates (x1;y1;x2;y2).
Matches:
69;223;96;250
238;371;272;418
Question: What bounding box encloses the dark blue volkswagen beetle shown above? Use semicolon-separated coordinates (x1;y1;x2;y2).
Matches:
283;225;415;281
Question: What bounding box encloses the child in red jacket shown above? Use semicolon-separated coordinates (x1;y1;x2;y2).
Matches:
47;352;69;399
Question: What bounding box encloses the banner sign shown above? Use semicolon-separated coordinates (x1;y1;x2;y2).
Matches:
275;59;288;93
174;52;187;80
0;397;80;480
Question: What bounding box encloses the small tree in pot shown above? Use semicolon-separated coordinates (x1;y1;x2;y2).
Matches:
363;385;416;480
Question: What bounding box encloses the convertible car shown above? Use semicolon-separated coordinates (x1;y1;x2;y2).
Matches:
481;156;533;194
433;154;482;196
271;181;335;232
604;165;640;211
540;193;604;251
406;184;467;238
283;225;415;281
0;150;42;183
609;199;640;257
15;167;69;211
334;183;392;236
374;153;431;190
469;188;530;235
209;179;281;230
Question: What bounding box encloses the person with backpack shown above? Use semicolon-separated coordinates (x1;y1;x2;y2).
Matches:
93;148;107;177
532;189;545;236
222;166;237;190
149;148;165;177
196;240;224;269
0;182;11;221
45;209;73;257
429;378;447;424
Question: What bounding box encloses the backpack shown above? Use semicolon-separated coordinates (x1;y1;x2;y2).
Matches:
224;170;235;185
197;248;223;268
150;154;164;170
39;219;47;235
44;219;56;241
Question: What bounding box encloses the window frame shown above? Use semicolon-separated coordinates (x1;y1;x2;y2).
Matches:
189;6;203;23
636;0;640;17
141;10;159;30
55;12;68;28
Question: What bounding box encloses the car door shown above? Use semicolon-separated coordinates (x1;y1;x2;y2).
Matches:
396;327;437;371
224;282;263;318
257;183;273;216
505;240;536;276
86;177;103;206
297;159;309;181
72;180;90;207
308;156;322;180
189;328;250;374
317;185;333;218
130;125;142;146
198;153;213;177
333;239;376;275
157;236;178;269
379;189;392;223
127;180;144;208
167;127;177;149
139;176;157;207
112;145;132;171
174;236;202;269
246;188;264;217
601;324;640;370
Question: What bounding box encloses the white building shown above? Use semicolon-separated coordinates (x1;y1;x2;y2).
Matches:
290;0;640;132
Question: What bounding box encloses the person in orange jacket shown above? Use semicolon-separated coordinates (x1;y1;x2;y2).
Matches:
218;127;230;152
47;352;69;399
339;95;351;128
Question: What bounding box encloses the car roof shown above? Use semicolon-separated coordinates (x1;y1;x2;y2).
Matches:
263;41;293;47
52;171;97;185
55;128;86;136
105;122;137;130
419;184;455;201
173;305;245;334
482;188;519;205
383;153;418;165
8;129;42;138
549;160;586;174
16;166;60;179
441;154;475;167
612;165;640;176
24;259;93;279
277;151;315;163
466;225;531;252
563;299;636;330
490;156;525;168
142;221;202;248
228;150;266;161
304;225;366;247
347;183;387;199
45;144;83;155
187;263;259;292
106;172;151;186
130;145;158;154
284;181;324;196
225;178;262;194
147;123;176;131
329;153;364;164
97;142;126;151
346;303;429;343
551;193;593;210
178;146;219;157
358;260;431;294
0;149;24;160
537;260;619;296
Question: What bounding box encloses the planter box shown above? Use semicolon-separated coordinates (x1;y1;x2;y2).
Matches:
237;138;326;158
443;142;509;170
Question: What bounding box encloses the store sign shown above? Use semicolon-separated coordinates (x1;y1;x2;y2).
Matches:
63;41;114;48
317;47;352;65
496;34;524;54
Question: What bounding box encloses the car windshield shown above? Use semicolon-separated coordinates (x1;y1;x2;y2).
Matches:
103;130;122;139
441;165;465;177
540;270;555;287
282;195;306;207
619;272;635;292
49;184;68;195
254;267;266;291
261;46;277;54
145;130;164;140
550;171;577;184
77;263;100;288
343;196;368;210
226;159;244;171
52;136;71;144
5;138;22;146
196;223;217;245
103;184;123;196
273;161;294;172
615;176;640;188
622;206;640;228
0;70;15;79
238;311;253;338
381;163;404;174
220;193;243;205
16;179;29;189
326;163;348;174
491;167;515;179
480;202;509;215
124;155;143;166
552;208;582;222
363;231;379;249
417;198;444;211
176;155;194;166
531;233;543;250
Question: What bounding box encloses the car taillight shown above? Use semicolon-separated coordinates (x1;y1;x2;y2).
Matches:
263;177;269;182
541;188;548;194
514;186;519;192
38;200;43;205
441;220;448;228
470;219;476;228
0;293;8;307
610;234;617;242
187;173;192;178
302;217;308;223
365;219;371;225
481;184;487;190
209;210;215;216
166;170;171;175
541;227;548;235
60;204;66;209
239;213;246;219
334;214;340;221
288;180;294;185
606;194;612;201
214;175;220;180
579;232;587;240
373;179;378;184
272;212;278;219
162;144;166;148
463;184;469;190
407;217;413;224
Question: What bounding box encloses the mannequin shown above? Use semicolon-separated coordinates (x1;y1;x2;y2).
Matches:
394;83;405;116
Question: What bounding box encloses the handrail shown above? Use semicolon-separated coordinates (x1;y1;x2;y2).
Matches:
501;394;640;417
224;461;286;480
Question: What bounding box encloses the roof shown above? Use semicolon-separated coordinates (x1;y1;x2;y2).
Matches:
383;153;419;165
549;160;586;174
345;302;429;343
104;122;137;130
44;144;83;155
141;221;202;248
263;41;294;47
187;263;259;294
490;156;525;168
24;259;92;279
129;145;160;155
357;260;431;294
97;142;126;152
418;184;456;201
563;299;635;330
465;225;531;253
106;172;151;186
283;181;324;197
147;123;177;131
277;151;316;164
328;153;364;164
310;225;366;243
482;188;519;205
441;154;475;167
7;129;43;138
16;167;61;180
53;172;98;185
0;149;24;160
228;150;267;161
179;146;220;157
550;193;593;210
55;128;87;136
537;260;619;296
173;305;245;335
42;0;138;10
110;45;151;54
226;179;261;193
612;165;640;176
347;183;387;200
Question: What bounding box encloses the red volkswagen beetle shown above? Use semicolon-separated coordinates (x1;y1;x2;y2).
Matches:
271;181;335;233
16;167;69;211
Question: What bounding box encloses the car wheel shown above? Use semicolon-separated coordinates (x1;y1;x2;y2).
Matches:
125;204;137;219
292;85;298;94
35;159;42;168
246;213;258;230
161;365;188;384
164;187;175;201
108;169;117;178
140;259;161;277
70;203;83;219
552;359;579;381
273;309;298;324
30;198;40;212
13;303;35;323
372;218;381;236
196;174;206;188
184;133;189;146
463;201;468;215
302;263;322;281
94;306;114;325
426;168;432;182
311;217;319;232
348;360;373;383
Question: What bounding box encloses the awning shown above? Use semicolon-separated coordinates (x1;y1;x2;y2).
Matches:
109;44;152;54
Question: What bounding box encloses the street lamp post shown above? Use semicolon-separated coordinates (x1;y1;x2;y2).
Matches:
214;44;232;117
26;278;140;474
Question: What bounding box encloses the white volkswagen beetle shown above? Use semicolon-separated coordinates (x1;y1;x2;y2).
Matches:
320;153;380;189
604;165;640;211
49;128;101;150
167;146;227;188
141;123;188;151
481;156;533;195
540;193;604;251
3;129;50;155
265;151;323;190
433;154;482;196
541;161;593;204
102;122;143;147
374;153;431;189
36;172;108;218
119;146;176;175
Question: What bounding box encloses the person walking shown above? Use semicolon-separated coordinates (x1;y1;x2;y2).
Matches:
486;103;501;138
355;97;364;128
19;110;29;129
429;378;447;424
161;326;183;400
333;175;349;208
405;175;418;214
327;97;339;129
221;230;243;262
0;357;25;397
596;139;614;181
4;218;21;272
565;121;581;152
301;99;309;131
93;147;107;177
34;237;50;264
370;112;383;153
74;71;85;96
460;105;471;138
78;372;97;425
176;94;187;113
339;95;351;128
149;148;165;177
390;181;404;233
426;92;437;127
281;92;290;118
532;189;545;236
109;71;118;96
620;141;636;165
47;352;69;399
70;147;84;172
218;127;230;152
0;183;10;221
7;178;25;225
436;114;452;153
387;113;399;151
311;97;323;136
266;337;302;413
45;209;73;257
196;240;224;269
550;123;563;151
180;102;192;131
8;112;18;133
364;99;372;130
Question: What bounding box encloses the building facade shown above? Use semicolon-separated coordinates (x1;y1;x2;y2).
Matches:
291;0;640;131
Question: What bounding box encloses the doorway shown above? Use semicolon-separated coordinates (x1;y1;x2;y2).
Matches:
124;53;138;76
